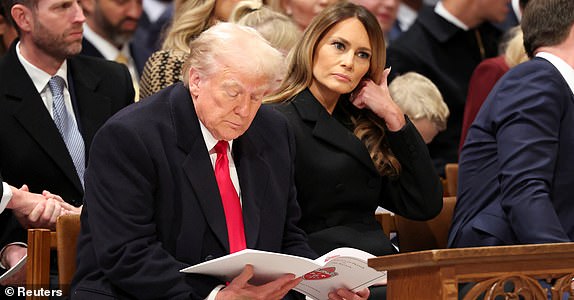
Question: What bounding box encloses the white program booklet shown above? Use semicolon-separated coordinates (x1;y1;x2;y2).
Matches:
180;247;386;300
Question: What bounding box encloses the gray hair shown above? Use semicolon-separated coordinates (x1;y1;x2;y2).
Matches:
183;22;285;88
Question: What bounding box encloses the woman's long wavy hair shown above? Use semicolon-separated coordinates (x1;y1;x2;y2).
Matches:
161;0;217;53
265;1;400;177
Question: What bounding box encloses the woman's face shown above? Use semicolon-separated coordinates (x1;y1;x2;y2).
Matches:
350;0;399;33
214;0;242;21
310;17;372;102
282;0;339;29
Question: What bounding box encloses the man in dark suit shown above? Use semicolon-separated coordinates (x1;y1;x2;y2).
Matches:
0;0;133;284
71;23;370;300
132;0;173;55
387;0;507;175
448;0;574;248
80;0;150;85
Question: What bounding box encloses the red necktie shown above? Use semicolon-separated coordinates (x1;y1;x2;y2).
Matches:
214;140;246;253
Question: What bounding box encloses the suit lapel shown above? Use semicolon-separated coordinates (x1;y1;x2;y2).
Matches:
3;46;83;192
233;131;268;249
173;86;230;252
292;89;378;174
67;57;112;153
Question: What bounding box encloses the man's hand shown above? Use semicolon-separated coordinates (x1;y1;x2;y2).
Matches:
42;190;82;215
328;287;370;300
0;245;27;286
9;185;79;229
215;264;302;300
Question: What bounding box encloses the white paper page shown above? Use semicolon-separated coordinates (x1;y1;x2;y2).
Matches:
0;255;27;282
296;248;386;300
180;249;320;285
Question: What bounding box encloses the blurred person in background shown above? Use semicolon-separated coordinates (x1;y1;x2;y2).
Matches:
139;0;242;99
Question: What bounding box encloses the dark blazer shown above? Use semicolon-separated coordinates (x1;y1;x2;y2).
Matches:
274;89;443;257
387;6;501;174
133;7;173;56
71;83;316;299
0;42;134;246
81;38;151;77
448;57;574;248
459;55;509;152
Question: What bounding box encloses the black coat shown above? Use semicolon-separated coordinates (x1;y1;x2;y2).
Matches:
274;89;443;256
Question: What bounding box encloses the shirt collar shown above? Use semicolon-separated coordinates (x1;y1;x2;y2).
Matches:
83;24;131;61
15;41;69;93
199;120;234;154
435;1;469;31
536;52;574;96
143;0;171;22
512;0;521;22
397;3;418;31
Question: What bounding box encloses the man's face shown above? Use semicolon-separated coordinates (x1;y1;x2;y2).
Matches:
350;0;400;33
478;0;510;23
89;0;142;46
188;61;272;141
30;0;85;60
283;0;340;30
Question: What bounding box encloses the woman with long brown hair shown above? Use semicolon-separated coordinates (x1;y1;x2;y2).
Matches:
266;0;442;267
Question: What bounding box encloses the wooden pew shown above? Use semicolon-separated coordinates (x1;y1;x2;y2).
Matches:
368;242;574;299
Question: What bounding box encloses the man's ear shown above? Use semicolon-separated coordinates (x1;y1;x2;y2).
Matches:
188;68;201;98
11;4;32;33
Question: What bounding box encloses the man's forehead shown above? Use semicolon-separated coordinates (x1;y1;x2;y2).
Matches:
217;68;270;93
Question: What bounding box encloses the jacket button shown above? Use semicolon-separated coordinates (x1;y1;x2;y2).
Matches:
204;255;214;261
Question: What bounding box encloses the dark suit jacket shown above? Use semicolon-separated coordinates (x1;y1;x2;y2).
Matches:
81;38;151;77
133;7;173;56
459;55;509;152
274;89;443;257
387;6;501;175
71;83;316;299
448;57;574;248
0;42;134;247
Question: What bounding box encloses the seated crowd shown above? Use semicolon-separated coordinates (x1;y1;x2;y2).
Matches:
1;0;573;299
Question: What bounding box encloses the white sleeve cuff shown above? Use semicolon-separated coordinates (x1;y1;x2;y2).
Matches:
205;284;225;300
0;182;13;214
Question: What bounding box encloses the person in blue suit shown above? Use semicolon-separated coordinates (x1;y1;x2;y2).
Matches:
448;0;574;248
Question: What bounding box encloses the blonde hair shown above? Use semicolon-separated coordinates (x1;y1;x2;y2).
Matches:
389;72;449;132
266;1;401;177
183;22;284;92
161;0;217;52
503;26;528;68
230;0;301;53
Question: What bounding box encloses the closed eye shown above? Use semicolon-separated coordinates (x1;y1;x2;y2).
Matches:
226;90;239;98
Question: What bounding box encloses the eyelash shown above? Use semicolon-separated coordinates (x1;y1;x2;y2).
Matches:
358;52;370;59
332;41;345;51
332;41;370;60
